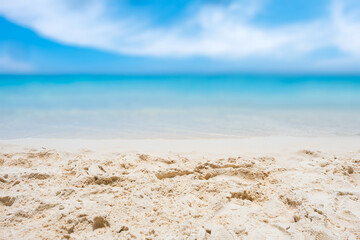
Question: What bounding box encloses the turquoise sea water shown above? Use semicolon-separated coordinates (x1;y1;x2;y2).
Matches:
1;75;360;138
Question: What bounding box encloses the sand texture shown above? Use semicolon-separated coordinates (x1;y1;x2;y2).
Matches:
0;137;360;239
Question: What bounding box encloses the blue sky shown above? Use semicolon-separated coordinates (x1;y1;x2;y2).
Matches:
0;0;360;74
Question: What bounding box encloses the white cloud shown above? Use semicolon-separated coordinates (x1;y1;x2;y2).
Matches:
0;0;127;49
331;1;360;55
0;0;359;59
0;54;33;72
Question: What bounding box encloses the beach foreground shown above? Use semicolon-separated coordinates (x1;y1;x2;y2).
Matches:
1;137;360;239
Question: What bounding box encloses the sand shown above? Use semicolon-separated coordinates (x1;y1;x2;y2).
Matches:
0;136;360;239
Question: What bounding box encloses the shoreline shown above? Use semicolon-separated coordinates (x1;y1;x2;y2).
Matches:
2;135;360;155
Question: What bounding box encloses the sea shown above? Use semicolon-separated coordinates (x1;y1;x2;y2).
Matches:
1;74;360;139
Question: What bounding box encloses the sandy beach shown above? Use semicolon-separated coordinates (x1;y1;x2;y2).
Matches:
0;136;359;239
2;0;360;239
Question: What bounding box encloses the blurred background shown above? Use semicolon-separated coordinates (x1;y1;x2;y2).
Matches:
0;0;360;138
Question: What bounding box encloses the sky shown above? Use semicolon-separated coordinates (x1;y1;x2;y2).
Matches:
0;0;360;74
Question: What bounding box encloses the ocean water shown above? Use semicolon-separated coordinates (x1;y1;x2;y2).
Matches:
1;75;360;139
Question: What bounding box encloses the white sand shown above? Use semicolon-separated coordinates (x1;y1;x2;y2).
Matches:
1;137;360;239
